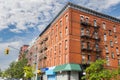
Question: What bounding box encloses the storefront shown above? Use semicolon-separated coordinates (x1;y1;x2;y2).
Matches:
45;67;56;80
38;68;48;80
53;63;82;80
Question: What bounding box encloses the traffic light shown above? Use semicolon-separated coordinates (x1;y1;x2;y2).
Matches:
5;48;9;54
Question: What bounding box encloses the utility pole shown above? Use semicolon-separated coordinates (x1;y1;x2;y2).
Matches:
8;45;19;51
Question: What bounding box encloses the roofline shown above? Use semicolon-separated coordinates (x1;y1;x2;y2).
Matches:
39;2;120;37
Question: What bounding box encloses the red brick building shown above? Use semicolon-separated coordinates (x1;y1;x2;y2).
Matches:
25;2;120;80
18;45;29;60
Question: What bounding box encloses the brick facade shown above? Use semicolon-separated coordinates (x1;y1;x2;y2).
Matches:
25;2;120;70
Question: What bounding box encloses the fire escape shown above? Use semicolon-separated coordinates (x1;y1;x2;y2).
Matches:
80;19;102;66
39;37;48;68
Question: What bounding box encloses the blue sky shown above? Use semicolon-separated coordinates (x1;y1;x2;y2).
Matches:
0;0;120;71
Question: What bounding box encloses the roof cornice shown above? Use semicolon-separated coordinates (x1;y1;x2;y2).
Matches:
39;2;120;37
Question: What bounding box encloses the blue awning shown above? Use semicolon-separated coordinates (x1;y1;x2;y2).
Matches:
46;69;56;75
41;68;48;72
45;67;56;75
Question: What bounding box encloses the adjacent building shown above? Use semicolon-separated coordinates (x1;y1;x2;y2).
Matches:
18;45;29;60
23;2;120;80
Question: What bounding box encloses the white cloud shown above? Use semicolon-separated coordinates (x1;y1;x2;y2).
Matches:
0;0;120;70
0;0;120;33
79;0;120;11
0;0;63;33
0;41;22;70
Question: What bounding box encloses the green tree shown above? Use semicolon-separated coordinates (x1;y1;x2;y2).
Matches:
0;68;2;77
4;54;28;79
24;66;34;79
82;60;118;80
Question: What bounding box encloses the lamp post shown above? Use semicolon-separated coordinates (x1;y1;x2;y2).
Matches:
34;42;38;80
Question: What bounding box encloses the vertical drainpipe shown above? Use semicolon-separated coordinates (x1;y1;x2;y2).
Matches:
68;71;71;80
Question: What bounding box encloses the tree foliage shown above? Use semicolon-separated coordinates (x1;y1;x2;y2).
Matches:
82;60;118;80
24;66;34;79
3;54;28;79
0;69;2;77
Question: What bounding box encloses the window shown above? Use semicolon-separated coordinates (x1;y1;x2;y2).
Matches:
60;21;62;27
86;29;90;36
82;55;86;63
87;42;90;49
111;52;115;59
56;25;58;31
65;54;68;63
88;55;91;62
104;33;107;41
116;47;119;55
81;28;84;36
109;30;112;36
86;17;89;23
55;35;57;42
52;29;54;36
102;23;106;30
65;27;68;35
65;15;68;23
105;45;109;53
118;59;120;66
113;26;116;32
59;31;62;39
94;32;98;39
65;40;68;50
81;41;85;49
55;46;56;52
59;43;62;56
110;40;113;47
106;56;110;66
96;55;100;60
94;20;97;27
54;58;56;65
95;44;99;50
80;16;84;22
114;35;118;43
